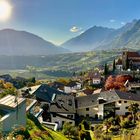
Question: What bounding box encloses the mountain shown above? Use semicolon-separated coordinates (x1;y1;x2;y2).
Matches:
61;26;115;52
104;19;140;50
61;19;139;52
0;29;69;55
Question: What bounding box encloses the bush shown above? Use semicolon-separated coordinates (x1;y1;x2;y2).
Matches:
120;118;135;128
101;135;111;140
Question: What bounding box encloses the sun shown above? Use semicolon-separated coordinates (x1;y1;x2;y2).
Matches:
0;0;12;21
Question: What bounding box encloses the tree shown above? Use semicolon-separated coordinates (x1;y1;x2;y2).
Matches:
104;63;108;76
128;103;139;123
62;122;79;139
113;59;116;72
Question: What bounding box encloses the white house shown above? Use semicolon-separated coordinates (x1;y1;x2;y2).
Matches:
116;58;123;71
76;90;140;119
64;81;82;93
88;71;102;85
76;93;99;119
49;94;76;129
0;95;26;133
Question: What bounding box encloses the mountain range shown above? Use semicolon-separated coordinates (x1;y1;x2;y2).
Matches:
0;29;68;55
61;19;140;52
0;19;140;55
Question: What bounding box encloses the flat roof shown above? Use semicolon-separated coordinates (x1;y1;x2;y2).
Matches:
0;95;25;109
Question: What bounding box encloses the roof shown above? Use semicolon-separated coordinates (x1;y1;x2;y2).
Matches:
19;85;41;95
99;90;140;102
127;52;140;58
115;90;140;101
50;82;64;89
76;90;140;109
50;94;75;113
83;88;94;95
0;95;26;110
76;93;99;108
35;84;66;102
66;81;80;87
88;71;101;79
93;88;103;94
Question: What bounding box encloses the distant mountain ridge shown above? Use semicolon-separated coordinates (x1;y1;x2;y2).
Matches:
61;19;140;52
0;29;69;55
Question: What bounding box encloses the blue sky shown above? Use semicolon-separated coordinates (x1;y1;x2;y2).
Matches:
1;0;140;45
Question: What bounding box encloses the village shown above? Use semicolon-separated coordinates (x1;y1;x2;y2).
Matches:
0;51;140;140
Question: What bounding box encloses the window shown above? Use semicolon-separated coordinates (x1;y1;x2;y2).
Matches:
124;101;127;103
115;107;120;110
86;114;89;117
118;101;121;104
125;106;128;109
68;99;72;106
86;108;89;111
69;122;73;124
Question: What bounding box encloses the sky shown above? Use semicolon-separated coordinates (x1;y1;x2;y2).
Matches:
1;0;140;45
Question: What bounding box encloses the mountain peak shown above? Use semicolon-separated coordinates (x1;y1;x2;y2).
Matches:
0;29;69;55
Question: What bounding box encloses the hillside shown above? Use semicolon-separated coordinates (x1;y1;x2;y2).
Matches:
61;19;140;52
0;29;68;55
0;50;122;79
4;114;68;140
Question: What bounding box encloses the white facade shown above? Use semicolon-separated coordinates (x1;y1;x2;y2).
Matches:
51;113;75;128
92;78;101;84
116;64;123;71
77;106;98;118
97;100;140;118
0;101;26;133
115;100;140;115
64;83;82;93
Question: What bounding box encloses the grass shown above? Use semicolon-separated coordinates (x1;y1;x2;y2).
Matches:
26;115;68;140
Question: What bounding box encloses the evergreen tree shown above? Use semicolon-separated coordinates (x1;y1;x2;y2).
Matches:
113;59;116;71
126;53;129;70
104;63;108;75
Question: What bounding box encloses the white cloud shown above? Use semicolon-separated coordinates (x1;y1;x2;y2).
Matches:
70;26;82;33
121;22;125;25
110;19;116;23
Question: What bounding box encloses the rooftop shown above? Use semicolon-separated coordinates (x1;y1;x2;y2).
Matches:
127;51;140;58
50;94;76;113
0;95;25;110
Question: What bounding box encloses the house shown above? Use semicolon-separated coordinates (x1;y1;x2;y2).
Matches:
34;84;66;102
20;84;66;102
19;85;41;97
76;93;99;119
76;90;140;120
0;74;13;82
88;71;102;85
49;94;76;129
50;81;65;91
64;81;82;93
122;51;140;70
97;90;140;119
116;58;123;71
0;95;26;133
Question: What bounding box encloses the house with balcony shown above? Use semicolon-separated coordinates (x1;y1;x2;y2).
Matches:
76;90;140;119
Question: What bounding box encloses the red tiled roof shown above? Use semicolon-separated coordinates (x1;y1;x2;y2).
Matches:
127;52;140;57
